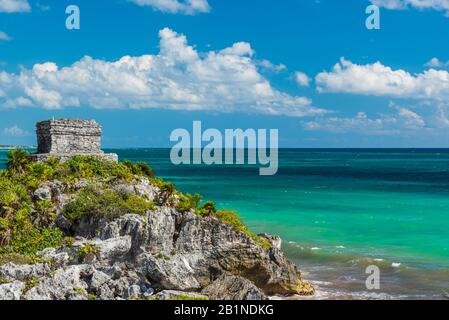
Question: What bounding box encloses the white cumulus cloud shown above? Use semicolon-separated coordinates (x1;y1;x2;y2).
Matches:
0;0;31;13
371;0;449;16
129;0;210;15
0;28;325;117
315;58;449;101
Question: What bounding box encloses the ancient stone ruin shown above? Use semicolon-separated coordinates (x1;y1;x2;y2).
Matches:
30;119;118;162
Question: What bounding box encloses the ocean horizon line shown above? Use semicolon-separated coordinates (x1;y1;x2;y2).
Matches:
5;146;449;150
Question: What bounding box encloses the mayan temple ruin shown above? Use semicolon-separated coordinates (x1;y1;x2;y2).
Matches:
29;119;118;162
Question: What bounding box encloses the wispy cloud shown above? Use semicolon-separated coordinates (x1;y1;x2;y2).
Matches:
128;0;210;15
36;2;50;12
425;57;449;68
0;0;31;13
3;125;31;137
0;31;11;41
258;60;287;73
303;106;426;135
371;0;449;16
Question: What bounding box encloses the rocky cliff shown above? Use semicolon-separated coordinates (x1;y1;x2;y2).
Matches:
0;155;313;300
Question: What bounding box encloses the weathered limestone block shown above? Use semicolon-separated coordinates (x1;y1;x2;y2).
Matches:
29;118;118;163
37;119;102;154
202;273;268;300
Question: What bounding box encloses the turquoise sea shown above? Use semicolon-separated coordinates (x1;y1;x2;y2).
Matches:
1;148;449;299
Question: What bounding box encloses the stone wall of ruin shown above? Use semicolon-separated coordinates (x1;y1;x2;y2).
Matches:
31;118;118;163
36;119;102;154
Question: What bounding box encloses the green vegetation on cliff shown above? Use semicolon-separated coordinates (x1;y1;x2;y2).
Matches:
0;149;270;264
63;188;154;222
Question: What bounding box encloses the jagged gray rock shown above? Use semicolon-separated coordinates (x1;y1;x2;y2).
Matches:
0;182;312;300
202;273;267;300
126;285;141;299
0;281;25;300
34;186;52;201
0;263;50;281
25;265;91;300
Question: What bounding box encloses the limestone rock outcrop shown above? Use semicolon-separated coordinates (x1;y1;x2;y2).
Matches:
0;180;313;300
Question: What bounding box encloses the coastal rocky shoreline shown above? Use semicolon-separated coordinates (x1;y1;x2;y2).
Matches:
0;171;313;300
0;119;313;300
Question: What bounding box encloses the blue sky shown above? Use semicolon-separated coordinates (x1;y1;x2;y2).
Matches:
1;0;449;147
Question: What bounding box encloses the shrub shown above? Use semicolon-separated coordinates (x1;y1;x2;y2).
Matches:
0;176;30;215
63;187;154;222
76;243;100;261
6;149;30;174
88;294;97;300
61;156;135;182
123;160;155;178
175;193;202;213
74;287;86;295
136;162;155;178
25;162;55;186
155;253;170;261
62;236;76;248
155;182;176;206
0;278;12;284
24;277;39;292
10;222;65;256
33;200;56;227
196;201;216;217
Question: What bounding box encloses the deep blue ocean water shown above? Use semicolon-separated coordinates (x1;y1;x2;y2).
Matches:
2;148;449;299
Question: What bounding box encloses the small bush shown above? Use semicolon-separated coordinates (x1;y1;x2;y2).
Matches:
0;278;12;284
155;182;176;206
155;253;170;261
196;201;216;217
24;277;39;292
10;223;65;256
33;200;56;227
76;243;100;261
6;149;30;174
123;160;155;178
62;236;76;248
63;187;154;222
24;162;55;188
176;193;202;213
61;156;135;182
74;287;86;295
